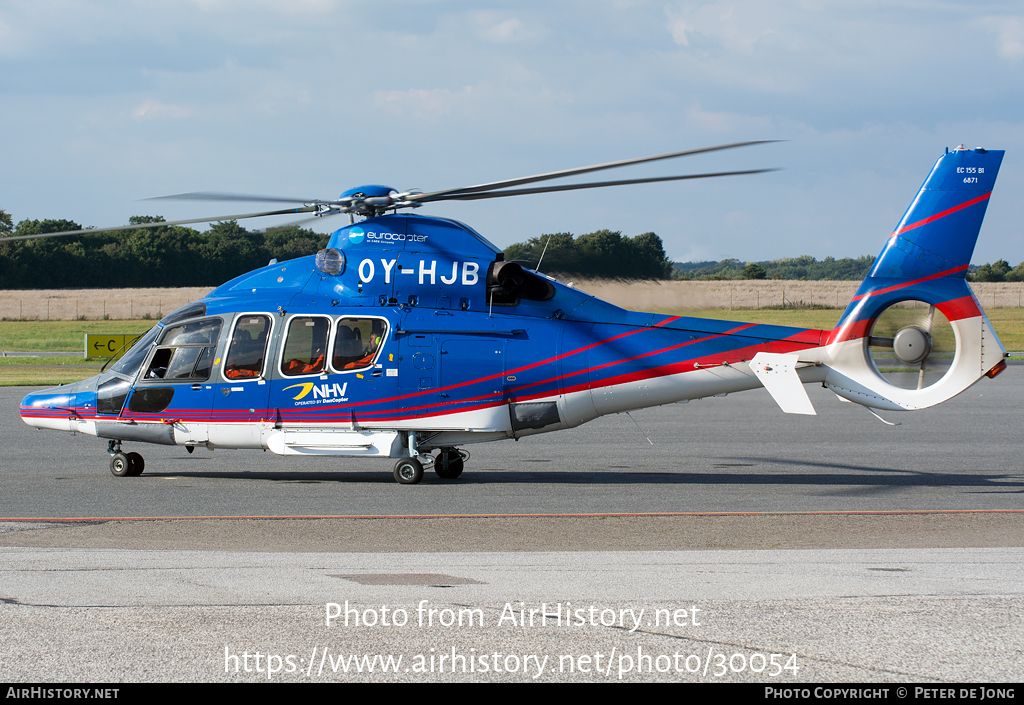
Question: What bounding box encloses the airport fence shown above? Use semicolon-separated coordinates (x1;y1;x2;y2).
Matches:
0;281;1021;321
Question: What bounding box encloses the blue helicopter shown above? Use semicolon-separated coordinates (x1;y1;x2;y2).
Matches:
18;143;1008;483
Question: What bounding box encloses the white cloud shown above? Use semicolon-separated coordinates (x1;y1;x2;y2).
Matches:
482;18;525;43
665;1;784;53
976;15;1024;62
685;103;774;133
666;16;693;46
131;100;193;120
471;11;545;44
186;0;345;16
372;86;475;121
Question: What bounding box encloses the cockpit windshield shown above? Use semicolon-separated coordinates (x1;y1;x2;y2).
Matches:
109;324;162;378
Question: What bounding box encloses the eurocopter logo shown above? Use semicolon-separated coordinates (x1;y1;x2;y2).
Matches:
283;382;349;406
346;226;428;245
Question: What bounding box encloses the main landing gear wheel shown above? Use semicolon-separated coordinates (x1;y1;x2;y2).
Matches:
126;452;145;476
110;452;130;477
434;448;464;479
110;451;145;477
394;457;424;484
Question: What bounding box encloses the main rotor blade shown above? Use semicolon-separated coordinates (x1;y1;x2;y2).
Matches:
265;209;348;231
409;140;779;203
146;192;338;206
0;206;317;242
431;169;780;201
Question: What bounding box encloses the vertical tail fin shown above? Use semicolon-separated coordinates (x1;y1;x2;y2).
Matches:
823;147;1007;410
871;146;1002;281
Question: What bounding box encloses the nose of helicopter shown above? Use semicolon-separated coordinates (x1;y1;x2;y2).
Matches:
20;380;97;431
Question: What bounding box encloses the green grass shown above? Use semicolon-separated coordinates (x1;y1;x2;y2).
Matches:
0;355;105;387
0;355;102;365
0;320;155;352
0;320;150;386
982;309;1024;351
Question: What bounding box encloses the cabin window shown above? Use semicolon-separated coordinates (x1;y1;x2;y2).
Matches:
144;318;222;381
224;315;271;379
281;316;330;376
331;317;387;372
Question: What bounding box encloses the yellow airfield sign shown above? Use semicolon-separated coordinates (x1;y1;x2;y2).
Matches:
85;334;129;358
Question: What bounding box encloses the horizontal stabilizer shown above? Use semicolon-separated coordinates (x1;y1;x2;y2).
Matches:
750;352;816;415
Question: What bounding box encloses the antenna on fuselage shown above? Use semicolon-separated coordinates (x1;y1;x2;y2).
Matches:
626;411;655;445
535;233;553;274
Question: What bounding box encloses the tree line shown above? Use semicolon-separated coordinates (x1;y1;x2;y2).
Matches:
503;230;674;279
0;211;329;289
673;256;1023;282
674;256;878;281
0;207;1018;286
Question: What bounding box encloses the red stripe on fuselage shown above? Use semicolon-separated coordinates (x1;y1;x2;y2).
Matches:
825;294;981;346
850;264;969;303
936;294;982;321
23;318;836;427
890;192;991;238
279;315;687;414
279;323;763;422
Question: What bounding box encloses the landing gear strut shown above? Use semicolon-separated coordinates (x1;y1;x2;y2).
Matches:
394;431;425;484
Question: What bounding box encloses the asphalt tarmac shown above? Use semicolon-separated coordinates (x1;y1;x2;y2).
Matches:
1;373;1022;683
3;373;1023;518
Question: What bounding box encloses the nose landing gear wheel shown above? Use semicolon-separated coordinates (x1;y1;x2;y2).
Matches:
394;457;424;484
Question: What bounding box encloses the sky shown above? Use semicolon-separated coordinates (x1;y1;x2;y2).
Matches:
1;0;1023;265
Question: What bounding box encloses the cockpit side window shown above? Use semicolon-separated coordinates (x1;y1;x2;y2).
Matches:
144;318;222;381
281;316;329;377
224;315;271;379
331;317;387;372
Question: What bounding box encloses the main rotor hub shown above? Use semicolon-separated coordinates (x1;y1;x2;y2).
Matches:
334;184;424;218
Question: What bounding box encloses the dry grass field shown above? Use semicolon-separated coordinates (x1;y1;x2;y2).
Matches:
0;287;213;321
568;278;1024;312
2;280;1022;322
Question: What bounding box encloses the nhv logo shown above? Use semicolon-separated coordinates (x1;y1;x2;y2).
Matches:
283;382;349;401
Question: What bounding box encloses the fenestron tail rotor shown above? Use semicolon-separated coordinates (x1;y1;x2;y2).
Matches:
867;301;954;390
4;141;779;240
